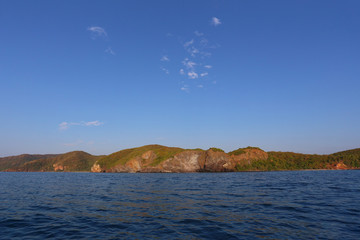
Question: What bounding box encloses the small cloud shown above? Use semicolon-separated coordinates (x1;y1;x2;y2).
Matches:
179;69;185;75
188;46;199;57
188;71;198;79
194;31;204;37
84;121;103;127
59;122;70;130
204;65;212;69
182;58;196;69
180;85;190;92
105;47;115;55
59;121;103;130
161;67;169;74
200;51;212;58
184;39;194;48
160;55;170;61
212;80;217;84
197;84;204;88
200;72;208;77
87;26;107;38
166;33;173;37
211;17;221;26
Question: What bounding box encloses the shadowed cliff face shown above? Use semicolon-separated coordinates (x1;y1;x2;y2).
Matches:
92;147;269;173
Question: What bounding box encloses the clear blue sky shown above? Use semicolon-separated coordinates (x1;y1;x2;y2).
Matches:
1;0;359;156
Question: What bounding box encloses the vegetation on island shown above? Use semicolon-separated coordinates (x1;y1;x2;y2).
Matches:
97;145;187;169
0;145;359;172
228;146;263;156
208;147;225;153
235;149;360;171
1;151;100;172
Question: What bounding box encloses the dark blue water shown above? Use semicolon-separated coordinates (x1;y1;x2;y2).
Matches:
0;171;359;239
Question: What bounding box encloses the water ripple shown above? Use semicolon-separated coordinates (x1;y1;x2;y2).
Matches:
0;171;359;239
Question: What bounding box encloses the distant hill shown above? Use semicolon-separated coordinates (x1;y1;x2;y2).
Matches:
1;151;100;172
1;146;359;172
0;154;58;171
95;145;187;171
234;148;360;171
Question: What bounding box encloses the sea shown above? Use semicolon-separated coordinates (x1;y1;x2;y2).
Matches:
0;170;359;239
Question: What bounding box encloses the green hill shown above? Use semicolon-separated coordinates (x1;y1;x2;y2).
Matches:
2;151;100;172
96;144;187;170
235;148;360;171
0;154;57;171
329;148;360;168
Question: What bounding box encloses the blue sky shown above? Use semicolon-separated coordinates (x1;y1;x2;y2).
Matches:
1;0;360;156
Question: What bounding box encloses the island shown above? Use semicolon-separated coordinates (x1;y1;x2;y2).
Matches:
1;145;359;172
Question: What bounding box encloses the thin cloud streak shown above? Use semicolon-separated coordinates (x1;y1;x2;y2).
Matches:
184;39;194;47
194;31;204;36
87;26;107;38
161;55;170;61
59;121;104;130
180;85;190;93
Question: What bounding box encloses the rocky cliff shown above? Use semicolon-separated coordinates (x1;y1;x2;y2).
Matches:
91;145;269;173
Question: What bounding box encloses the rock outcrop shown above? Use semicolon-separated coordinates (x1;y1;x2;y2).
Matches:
53;163;65;171
160;150;206;172
203;149;231;172
91;162;102;172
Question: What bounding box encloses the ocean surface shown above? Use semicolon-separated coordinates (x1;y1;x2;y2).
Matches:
0;171;359;239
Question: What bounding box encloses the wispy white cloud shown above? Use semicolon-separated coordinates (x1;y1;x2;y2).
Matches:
194;31;204;37
188;71;198;79
59;121;104;130
84;120;103;126
161;67;169;74
87;26;107;38
180;85;189;92
200;51;212;58
59;122;71;130
182;58;196;69
161;18;222;92
187;46;199;57
211;17;221;26
160;55;170;61
105;47;115;55
184;39;194;48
